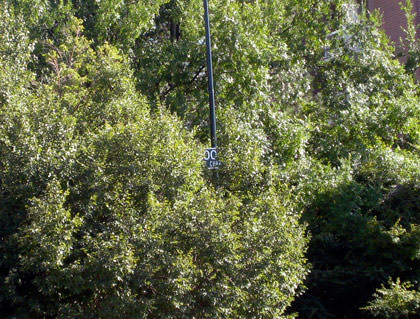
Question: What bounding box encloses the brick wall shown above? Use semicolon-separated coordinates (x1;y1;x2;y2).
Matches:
367;0;420;45
367;0;420;77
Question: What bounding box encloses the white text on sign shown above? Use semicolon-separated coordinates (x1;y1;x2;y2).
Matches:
204;148;221;170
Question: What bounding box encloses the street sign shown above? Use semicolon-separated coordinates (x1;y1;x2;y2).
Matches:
204;148;221;170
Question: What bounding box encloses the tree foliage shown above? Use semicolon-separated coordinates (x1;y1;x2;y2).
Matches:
363;279;420;318
0;1;308;318
2;0;420;318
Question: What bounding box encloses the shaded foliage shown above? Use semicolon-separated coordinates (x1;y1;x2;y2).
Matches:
2;0;420;318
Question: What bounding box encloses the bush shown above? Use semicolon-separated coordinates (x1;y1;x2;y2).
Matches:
363;279;420;318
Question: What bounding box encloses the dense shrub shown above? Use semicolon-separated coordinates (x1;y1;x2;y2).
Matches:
0;3;308;318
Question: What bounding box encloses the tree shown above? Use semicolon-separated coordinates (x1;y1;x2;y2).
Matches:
0;2;308;318
3;0;420;318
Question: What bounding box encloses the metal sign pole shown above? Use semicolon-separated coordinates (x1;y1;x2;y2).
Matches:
203;0;217;149
203;0;221;171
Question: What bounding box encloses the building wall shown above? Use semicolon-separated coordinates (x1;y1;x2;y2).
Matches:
367;0;420;77
367;0;420;45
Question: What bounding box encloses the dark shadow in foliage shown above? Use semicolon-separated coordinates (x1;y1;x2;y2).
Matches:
291;179;420;319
